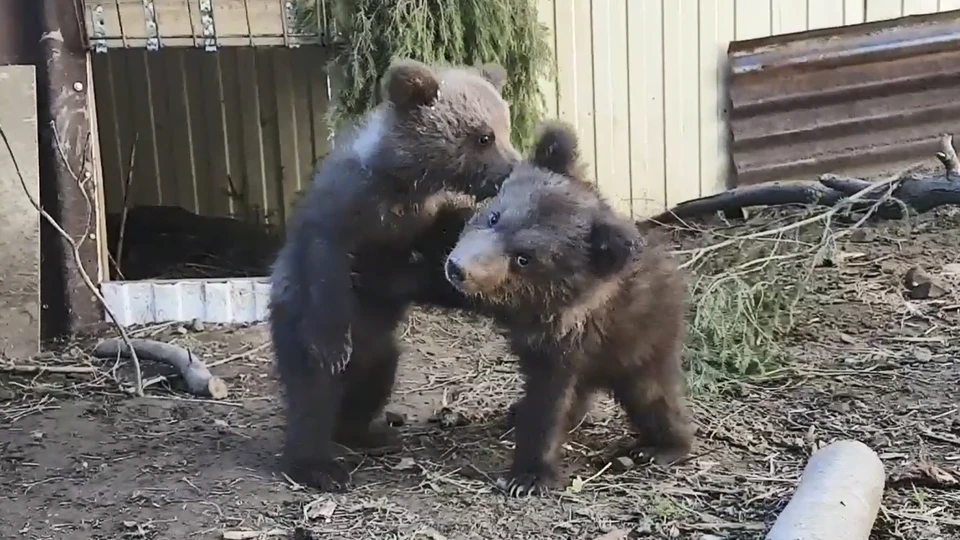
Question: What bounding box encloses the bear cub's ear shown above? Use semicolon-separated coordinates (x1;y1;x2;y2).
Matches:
531;120;580;177
476;63;508;93
383;58;441;111
587;215;640;277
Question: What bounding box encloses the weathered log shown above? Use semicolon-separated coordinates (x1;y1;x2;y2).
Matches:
93;338;228;398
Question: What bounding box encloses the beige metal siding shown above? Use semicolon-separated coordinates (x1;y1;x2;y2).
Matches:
92;46;333;226
540;0;960;218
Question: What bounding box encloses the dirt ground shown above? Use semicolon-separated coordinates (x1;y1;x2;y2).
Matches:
4;210;960;540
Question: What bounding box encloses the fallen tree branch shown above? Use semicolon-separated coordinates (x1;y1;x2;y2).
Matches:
0;119;145;396
642;133;960;227
93;338;228;399
0;364;99;375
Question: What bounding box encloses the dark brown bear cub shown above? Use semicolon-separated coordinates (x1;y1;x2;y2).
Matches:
269;58;520;493
444;121;694;497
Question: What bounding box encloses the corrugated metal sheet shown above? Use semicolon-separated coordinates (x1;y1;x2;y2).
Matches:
101;278;271;326
728;10;960;186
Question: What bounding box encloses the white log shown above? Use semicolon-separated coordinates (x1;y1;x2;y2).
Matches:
765;440;885;540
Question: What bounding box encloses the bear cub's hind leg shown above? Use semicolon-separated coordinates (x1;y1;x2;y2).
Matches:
612;371;693;467
273;319;351;492
333;311;403;450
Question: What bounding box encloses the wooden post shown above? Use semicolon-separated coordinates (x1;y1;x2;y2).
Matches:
35;0;106;338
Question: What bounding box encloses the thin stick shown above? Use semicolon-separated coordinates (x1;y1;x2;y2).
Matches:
0;364;99;374
0;119;145;396
115;132;138;273
206;341;269;368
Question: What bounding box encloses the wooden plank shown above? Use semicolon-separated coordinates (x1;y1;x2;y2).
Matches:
165;49;201;212
236;48;270;224
572;0;596;183
865;0;903;21
273;49;302;221
903;0;940;15
699;0;736;198
807;0;846;30
844;0;866;24
662;0;702;207
591;0;631;216
771;0;809;35
734;0;772;40
536;0;559;120
0;65;41;358
626;0;665;216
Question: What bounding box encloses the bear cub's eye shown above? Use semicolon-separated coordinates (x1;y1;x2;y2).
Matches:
477;133;495;146
514;253;531;268
487;211;501;227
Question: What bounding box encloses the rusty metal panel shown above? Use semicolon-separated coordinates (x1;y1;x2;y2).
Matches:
727;10;960;186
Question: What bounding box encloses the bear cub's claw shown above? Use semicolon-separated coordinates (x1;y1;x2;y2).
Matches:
286;458;351;492
496;467;557;498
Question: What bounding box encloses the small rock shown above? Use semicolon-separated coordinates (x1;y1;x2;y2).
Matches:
913;347;934;363
292;527;317;540
175;325;188;335
828;401;851;413
384;411;406;427
903;267;948;299
304;500;337;521
611;456;634;472
879;259;899;274
189;318;205;332
418;527;447;540
429;407;468;429
848;229;875;243
393;457;417;471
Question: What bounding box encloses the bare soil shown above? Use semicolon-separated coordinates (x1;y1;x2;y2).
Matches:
4;211;960;540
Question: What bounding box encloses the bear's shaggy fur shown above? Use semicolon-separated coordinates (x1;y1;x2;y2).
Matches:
444;121;694;497
269;58;520;492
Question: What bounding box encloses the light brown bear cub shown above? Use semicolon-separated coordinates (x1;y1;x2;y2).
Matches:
444;120;694;497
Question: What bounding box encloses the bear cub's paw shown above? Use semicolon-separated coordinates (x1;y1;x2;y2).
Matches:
286;457;351;493
334;421;401;451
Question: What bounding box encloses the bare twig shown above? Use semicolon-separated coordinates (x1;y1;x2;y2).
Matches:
676;170;905;270
115;132;138;274
0;118;145;396
0;364;99;375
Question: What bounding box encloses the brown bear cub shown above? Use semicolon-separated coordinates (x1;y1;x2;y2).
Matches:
444;121;694;497
269;58;520;493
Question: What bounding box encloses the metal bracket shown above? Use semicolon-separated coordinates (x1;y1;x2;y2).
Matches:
199;0;217;52
142;0;160;51
91;4;108;53
283;1;300;48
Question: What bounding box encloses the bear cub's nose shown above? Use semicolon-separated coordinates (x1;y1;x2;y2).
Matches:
445;258;466;284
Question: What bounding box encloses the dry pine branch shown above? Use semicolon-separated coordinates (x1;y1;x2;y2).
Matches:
642;133;960;227
93;338;228;399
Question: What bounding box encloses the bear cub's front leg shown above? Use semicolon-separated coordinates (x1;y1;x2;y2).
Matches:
498;356;578;497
